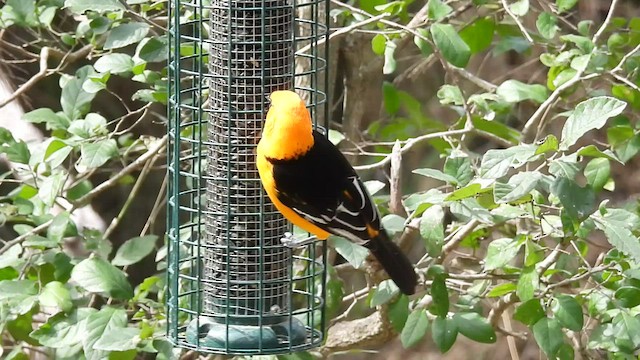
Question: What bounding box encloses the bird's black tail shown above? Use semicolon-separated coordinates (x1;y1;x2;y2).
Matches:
365;231;417;295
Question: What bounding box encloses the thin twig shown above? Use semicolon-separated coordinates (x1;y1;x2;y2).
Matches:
436;219;480;264
388;140;406;217
297;14;388;55
500;0;533;43
502;310;521;360
353;128;470;170
591;0;619;45
103;147;162;239
0;217;58;255
73;135;167;207
0;47;49;109
141;175;168;235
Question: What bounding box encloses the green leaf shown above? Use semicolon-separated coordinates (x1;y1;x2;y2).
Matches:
427;0;452;21
431;317;457;353
560;96;627;149
549;157;580;178
584;158;610;191
61;78;95;121
39;281;73;313
460;17;495;54
370;280;399;307
614;286;640;308
494;171;542;204
576;145;621;162
484;237;523;271
487;282;516;297
22;108;70;130
552;295;583;331
556;0;578;12
453;312;496;343
613;312;640;349
444;154;473;186
479;144;537;179
550;177;595;221
532;317;564;358
430;276;449;317
431;24;471;68
496;80;548;104
111;235;157;266
509;0;529;16
94;54;134;74
400;309;429;348
328;129;345;146
5;0;38;27
437;84;464;106
330;237;369;269
39;172;66;208
104;22;150;50
517;266;538;301
79;139;118;170
524;239;544;267
0;134;30;164
536;12;558;39
413;29;433;57
71;257;133;299
382;81;400;114
381;214;405;235
361;182;384;199
83;307;134;358
601;208;640;230
65;0;125;14
514;299;545;325
0;244;22;268
420;205;444;257
388;295;409;332
570;54;590;72
413;168;459;184
48;211;72;243
371;34;386;55
94;327;139;351
450;197;493;224
0;280;37;300
68;113;109;139
136;36;169;63
560;34;594;53
471;117;521;144
593;215;640;262
30;308;95;348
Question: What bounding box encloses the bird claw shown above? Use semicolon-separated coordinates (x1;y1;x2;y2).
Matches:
280;232;318;248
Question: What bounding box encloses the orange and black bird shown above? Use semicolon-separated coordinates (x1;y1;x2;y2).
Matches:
256;90;417;295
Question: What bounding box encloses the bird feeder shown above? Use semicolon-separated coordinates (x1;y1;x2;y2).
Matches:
167;0;329;355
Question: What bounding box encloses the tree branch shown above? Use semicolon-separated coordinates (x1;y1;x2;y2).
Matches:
0;47;49;109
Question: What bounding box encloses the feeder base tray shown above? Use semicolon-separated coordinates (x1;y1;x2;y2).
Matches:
186;316;307;351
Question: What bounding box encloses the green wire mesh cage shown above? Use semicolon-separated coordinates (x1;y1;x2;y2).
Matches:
167;0;329;355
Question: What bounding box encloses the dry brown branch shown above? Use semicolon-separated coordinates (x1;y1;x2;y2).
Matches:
0;47;48;109
389;140;406;217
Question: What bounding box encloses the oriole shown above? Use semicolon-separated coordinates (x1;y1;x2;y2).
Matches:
256;90;417;295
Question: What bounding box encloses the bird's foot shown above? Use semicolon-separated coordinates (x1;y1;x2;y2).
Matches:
280;232;318;248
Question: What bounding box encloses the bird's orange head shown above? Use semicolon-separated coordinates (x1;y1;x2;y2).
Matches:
258;90;314;160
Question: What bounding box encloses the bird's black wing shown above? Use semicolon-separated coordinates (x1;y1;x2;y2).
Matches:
269;130;379;243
